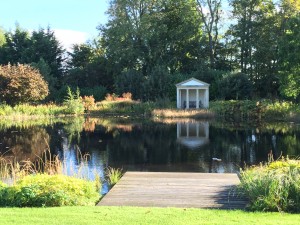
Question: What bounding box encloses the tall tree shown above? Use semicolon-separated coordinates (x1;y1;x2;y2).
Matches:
278;0;300;100
29;27;65;79
229;0;279;97
100;0;203;75
196;0;222;69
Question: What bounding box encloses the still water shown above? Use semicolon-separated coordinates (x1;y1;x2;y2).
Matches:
1;117;300;176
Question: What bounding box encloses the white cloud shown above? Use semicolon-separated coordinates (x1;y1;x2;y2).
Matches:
53;29;89;51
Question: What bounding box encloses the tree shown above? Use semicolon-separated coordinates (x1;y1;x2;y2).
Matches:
229;0;279;97
217;72;253;100
0;26;65;91
29;27;65;79
0;25;31;64
278;1;300;100
196;0;222;69
67;40;113;91
100;0;203;75
0;64;49;105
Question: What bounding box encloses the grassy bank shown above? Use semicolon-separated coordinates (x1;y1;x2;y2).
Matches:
0;104;68;118
210;100;300;122
1;99;300;122
0;206;299;225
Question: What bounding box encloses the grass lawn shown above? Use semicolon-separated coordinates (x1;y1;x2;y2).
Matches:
0;206;299;225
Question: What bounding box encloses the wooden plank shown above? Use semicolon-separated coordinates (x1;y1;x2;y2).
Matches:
98;172;247;209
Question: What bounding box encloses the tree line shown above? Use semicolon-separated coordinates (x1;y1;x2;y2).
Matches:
0;0;299;104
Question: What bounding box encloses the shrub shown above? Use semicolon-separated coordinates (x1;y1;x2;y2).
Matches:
63;87;84;115
122;92;132;100
81;96;95;112
0;64;49;105
105;93;118;101
239;158;300;212
0;174;100;207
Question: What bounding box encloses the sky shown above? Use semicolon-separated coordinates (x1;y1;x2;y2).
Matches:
0;0;109;50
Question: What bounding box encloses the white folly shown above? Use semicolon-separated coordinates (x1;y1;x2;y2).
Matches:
176;78;210;109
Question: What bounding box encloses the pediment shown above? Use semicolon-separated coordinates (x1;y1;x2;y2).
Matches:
176;78;209;87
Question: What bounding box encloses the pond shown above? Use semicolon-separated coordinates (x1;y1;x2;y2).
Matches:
1;117;300;192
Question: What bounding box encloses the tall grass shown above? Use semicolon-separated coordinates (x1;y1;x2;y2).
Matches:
0;103;67;118
239;157;300;212
0;148;97;185
105;167;123;186
152;109;215;119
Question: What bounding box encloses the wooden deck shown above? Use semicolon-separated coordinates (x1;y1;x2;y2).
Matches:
98;172;247;209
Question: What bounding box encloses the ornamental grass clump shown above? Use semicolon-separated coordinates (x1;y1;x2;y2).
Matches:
106;167;123;187
239;158;300;212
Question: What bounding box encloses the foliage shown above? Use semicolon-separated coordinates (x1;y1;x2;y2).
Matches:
278;11;300;100
0;64;49;105
217;72;253;100
81;96;95;112
0;174;100;207
63;87;84;115
122;92;132;100
210;100;299;122
80;86;107;101
239;158;300;212
105;93;119;101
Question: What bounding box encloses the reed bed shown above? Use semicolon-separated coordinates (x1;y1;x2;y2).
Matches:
152;109;215;119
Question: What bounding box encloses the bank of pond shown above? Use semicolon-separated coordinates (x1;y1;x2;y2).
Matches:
1;99;300;122
0;116;300;212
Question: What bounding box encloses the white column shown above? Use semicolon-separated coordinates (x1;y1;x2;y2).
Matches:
186;89;189;109
177;88;180;108
177;123;180;138
205;88;209;108
196;89;199;109
179;89;182;108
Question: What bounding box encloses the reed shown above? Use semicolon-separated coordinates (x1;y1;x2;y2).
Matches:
105;167;123;186
152;109;215;119
0;148;94;185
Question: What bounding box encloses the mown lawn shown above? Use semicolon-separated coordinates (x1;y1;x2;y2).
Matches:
0;206;299;225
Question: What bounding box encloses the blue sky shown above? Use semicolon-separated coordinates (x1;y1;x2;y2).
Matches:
0;0;109;49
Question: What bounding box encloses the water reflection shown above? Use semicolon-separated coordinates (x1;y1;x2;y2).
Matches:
1;118;300;177
0;127;49;162
177;121;209;149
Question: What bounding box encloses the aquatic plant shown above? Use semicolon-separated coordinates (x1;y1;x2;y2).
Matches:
106;167;123;186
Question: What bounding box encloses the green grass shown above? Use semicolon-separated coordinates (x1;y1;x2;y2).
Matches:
0;206;299;225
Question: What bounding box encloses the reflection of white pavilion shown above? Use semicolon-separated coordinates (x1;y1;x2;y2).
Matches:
177;122;209;149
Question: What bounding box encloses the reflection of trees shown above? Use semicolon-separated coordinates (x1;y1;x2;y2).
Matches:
0;127;50;162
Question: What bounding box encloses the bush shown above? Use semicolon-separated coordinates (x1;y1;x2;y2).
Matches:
0;64;49;105
0;174;100;207
239;158;300;213
81;96;95;112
